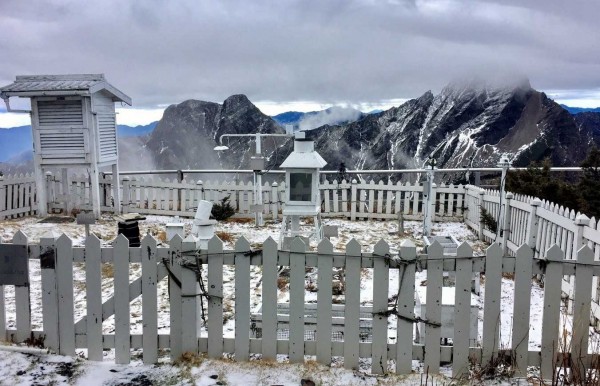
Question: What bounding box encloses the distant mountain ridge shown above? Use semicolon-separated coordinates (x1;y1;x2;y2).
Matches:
560;104;600;114
0;122;157;162
272;106;368;130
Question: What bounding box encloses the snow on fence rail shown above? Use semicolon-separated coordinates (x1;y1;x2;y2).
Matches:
1;231;599;378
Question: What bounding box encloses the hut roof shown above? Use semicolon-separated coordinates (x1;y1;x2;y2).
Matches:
0;74;131;105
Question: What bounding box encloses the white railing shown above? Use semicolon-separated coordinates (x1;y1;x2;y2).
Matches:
0;173;37;219
38;173;466;220
1;231;598;379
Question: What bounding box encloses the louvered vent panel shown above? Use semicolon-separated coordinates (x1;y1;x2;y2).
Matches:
98;112;117;159
39;130;86;157
37;100;84;127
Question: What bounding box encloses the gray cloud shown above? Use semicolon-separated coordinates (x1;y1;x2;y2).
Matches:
1;0;599;109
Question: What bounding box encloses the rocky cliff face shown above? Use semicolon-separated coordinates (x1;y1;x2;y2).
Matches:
132;82;595;175
310;79;590;172
144;94;284;170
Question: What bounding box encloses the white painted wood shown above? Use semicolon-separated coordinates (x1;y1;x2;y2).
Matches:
40;232;59;351
371;239;390;374
0;238;4;340
113;234;130;364
350;180;357;221
289;237;306;363
12;231;31;343
452;242;473;377
261;237;278;360
141;234;158;364
234;237;251;361
396;240;416;374
482;243;502;365
181;236;199;354
85;234;103;361
316;238;333;364
207;236;224;358
169;235;183;360
540;245;564;379
511;244;533;376
344;239;361;370
424;240;443;374
571;245;594;379
56;234;75;355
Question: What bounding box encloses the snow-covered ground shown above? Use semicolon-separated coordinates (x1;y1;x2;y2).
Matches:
0;214;592;385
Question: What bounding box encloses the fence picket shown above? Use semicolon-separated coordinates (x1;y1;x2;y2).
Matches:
85;235;103;361
261;237;278;360
169;235;183;360
56;234;75;355
316;238;334;364
571;245;594;379
181;236;199;354
207;235;224;358
0;239;5;340
396;240;416;374
289;237;306;363
40;232;59;351
114;234;131;364
424;241;443;373
12;231;30;343
235;237;251;361
511;244;533;376
540;245;564;378
141;235;158;364
344;239;361;370
482;243;502;365
452;242;473;377
372;239;390;374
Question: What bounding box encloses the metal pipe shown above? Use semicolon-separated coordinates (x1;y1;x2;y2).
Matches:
0;344;51;355
105;166;585;176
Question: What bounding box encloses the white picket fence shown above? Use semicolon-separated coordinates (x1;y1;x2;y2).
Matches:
1;172;467;220
0;174;37;219
1;231;599;378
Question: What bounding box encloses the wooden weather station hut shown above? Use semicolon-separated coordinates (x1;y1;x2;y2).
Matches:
0;74;132;218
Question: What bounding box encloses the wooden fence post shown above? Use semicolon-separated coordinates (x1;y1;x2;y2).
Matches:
501;192;513;255
169;235;183;360
344;239;361;370
571;245;594;381
453;241;474;377
350;179;357;221
12;231;30;343
371;239;390;375
481;243;502;365
316;238;334;364
526;198;542;256
271;182;279;220
540;245;565;379
40;232;59;351
207;235;224;358
396;240;416;374
424;240;443;374
182;235;200;354
121;177;130;214
289;237;307;363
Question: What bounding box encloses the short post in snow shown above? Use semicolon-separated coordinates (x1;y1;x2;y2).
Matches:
497;154;512;245
423;157;437;237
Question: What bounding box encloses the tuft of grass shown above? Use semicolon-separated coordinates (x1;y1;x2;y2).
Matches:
216;231;235;243
101;263;114;279
226;217;254;224
277;276;289;290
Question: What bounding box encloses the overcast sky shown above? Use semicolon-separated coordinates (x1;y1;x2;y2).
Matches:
1;0;600;126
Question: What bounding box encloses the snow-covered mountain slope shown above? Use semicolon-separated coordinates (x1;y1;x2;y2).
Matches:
310;79;589;170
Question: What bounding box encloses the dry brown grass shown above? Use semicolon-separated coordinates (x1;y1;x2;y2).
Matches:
216;231;235;243
277;276;289;290
101;263;114;279
226;217;254;224
156;231;167;242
